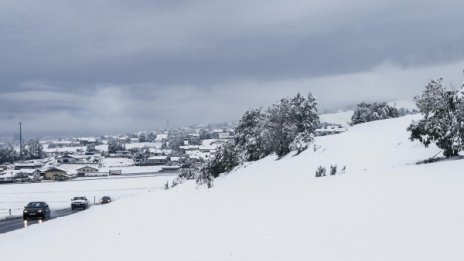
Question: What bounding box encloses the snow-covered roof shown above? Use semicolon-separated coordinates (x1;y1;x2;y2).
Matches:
148;156;168;160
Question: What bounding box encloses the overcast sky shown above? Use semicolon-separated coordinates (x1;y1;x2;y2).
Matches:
1;0;464;136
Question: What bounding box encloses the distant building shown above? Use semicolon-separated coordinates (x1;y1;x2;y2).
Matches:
146;156;169;165
44;168;71;181
315;124;347;136
218;132;231;139
57;155;78;164
76;166;99;177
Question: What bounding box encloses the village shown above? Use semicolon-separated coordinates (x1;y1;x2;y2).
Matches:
0;120;348;184
0;124;236;184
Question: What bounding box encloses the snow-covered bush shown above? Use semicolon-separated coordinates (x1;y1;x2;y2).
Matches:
351;102;399;125
315;166;326;177
330;165;337;176
408;78;464;157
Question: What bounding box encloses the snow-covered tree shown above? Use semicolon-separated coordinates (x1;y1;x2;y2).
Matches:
408;78;464;157
138;133;148;142
147;133;156;142
264;93;319;156
198;141;239;180
0;143;17;164
194;92;319;187
234;108;266;161
351;102;399;125
86;144;96;153
23;139;44;160
108;138;124;153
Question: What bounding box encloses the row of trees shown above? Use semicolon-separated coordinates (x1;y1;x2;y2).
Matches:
0;139;45;164
196;93;320;186
351;102;399;125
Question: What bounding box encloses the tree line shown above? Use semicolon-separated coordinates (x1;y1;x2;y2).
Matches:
196;92;320;187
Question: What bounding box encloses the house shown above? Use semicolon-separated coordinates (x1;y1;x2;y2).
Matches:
315;124;347;136
146;156;169;165
78;137;97;145
76;166;99;177
218;132;231;139
57;155;78;164
115;150;131;158
13;169;42;180
44;168;71;181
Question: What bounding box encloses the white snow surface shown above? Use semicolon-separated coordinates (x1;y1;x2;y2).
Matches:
2;114;464;260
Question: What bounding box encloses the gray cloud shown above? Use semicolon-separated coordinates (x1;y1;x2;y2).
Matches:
1;0;464;136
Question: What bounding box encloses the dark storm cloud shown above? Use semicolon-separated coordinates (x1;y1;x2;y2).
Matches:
1;0;464;135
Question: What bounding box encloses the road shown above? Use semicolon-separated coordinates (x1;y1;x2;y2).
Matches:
0;208;82;234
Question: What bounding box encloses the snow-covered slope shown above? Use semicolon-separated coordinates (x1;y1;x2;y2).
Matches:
2;114;464;261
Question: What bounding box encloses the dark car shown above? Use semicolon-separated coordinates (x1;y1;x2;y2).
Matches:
100;196;112;204
23;202;51;220
71;196;89;210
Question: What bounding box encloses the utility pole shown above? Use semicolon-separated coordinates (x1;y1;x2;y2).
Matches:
19;122;22;161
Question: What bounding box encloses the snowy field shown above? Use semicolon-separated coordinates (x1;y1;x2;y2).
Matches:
0;174;174;219
1;114;464;260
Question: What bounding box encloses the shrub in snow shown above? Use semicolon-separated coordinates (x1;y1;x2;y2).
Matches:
315;166;326;177
330;165;337;176
164;181;169;190
408;78;464;157
351;102;399;125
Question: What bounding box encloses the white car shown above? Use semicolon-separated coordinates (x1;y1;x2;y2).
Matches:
71;196;89;210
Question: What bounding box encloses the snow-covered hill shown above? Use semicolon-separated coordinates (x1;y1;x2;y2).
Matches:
1;114;464;261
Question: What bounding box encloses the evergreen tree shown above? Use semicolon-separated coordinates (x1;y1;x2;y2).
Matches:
408;78;464;157
234;108;266;161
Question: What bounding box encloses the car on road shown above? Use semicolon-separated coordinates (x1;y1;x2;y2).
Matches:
71;196;89;210
100;196;112;204
23;202;51;220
